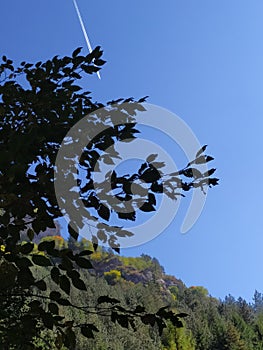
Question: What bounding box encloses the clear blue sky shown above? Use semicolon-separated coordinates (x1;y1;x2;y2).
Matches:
1;0;263;301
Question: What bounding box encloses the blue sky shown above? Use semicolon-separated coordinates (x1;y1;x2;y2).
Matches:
1;0;263;301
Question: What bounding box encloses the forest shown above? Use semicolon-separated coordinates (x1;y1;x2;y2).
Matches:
2;233;263;350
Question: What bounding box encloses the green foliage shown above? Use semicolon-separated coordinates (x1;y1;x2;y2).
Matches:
104;269;122;285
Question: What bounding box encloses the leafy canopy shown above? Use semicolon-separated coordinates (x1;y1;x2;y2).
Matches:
0;47;218;349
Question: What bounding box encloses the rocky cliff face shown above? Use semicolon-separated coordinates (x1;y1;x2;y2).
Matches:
90;252;184;290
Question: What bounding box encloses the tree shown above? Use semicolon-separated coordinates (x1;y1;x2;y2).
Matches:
0;47;218;349
224;322;247;350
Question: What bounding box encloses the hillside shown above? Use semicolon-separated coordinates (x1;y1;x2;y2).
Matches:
3;235;263;349
39;237;263;349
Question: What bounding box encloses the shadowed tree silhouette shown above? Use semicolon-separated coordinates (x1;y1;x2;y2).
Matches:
0;47;218;349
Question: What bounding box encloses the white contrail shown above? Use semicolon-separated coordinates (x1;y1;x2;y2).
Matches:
72;0;101;80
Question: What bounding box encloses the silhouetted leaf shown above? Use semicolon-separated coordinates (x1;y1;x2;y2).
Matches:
27;229;34;241
42;313;54;330
76;256;93;269
15;257;33;269
68;223;79;241
50;291;61;301
97;204;110;221
94;58;106;66
67;269;80;279
140;167;161;183
112;246;120;254
134;305;146;313
81;324;99;338
151;182;163;193
141;314;156;326
20;242;34;254
139;202;155;212
51;267;60;284
81;326;94;338
65;328;76;348
146;154;158;163
32;255;51;266
72;277;86;291
176;312;188;318
38;240;55;253
97;229;107;243
115;229;133;238
208;177;219;186
97;296;120;304
148;193;156;206
78;250;93;257
17;267;34;288
72;47;82;57
117;211;136;221
35;280;47;291
59;257;73;271
196;145;207;158
206;156;214;162
59;275;70;295
116;315;129;328
203;168;216;177
29;300;41;311
138;96;149;102
194;156;206;164
57;298;71;306
48;302;59;315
